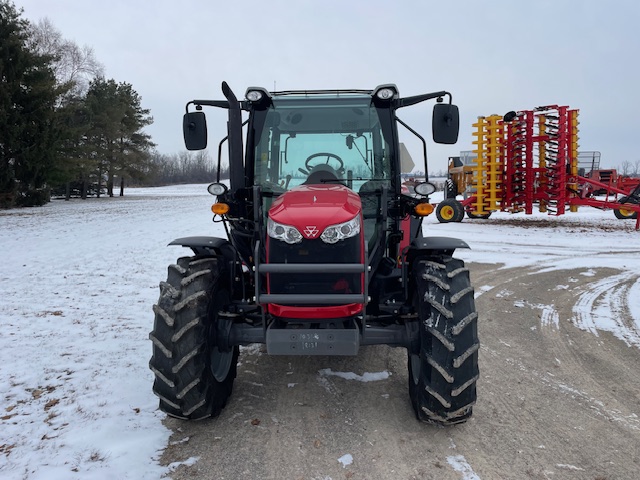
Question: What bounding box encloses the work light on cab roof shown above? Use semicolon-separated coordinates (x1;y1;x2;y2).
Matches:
375;87;396;100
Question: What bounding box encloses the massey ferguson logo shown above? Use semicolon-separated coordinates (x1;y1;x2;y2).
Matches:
303;226;319;238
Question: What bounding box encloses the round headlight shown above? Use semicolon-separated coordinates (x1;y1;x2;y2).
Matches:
207;183;228;196
376;88;395;100
286;228;302;243
414;182;436;196
246;90;264;102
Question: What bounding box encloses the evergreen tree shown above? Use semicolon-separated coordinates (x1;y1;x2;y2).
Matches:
28;18;104;199
84;78;154;197
111;82;154;196
0;1;61;207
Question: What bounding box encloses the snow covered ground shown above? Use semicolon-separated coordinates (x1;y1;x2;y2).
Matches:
0;184;638;479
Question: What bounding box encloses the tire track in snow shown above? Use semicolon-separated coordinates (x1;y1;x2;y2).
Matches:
572;271;640;348
513;300;559;329
539;305;560;329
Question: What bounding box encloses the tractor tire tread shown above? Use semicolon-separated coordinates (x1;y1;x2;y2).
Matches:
408;255;479;425
149;255;238;420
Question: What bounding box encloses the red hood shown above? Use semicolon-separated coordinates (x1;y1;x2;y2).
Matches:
268;184;362;239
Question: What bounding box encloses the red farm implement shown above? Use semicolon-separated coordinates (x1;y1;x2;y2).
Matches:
437;106;640;228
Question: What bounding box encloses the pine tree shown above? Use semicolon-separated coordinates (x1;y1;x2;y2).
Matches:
84;78;154;197
0;1;61;207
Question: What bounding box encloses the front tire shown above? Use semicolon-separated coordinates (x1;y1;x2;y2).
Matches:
408;256;479;425
149;256;239;420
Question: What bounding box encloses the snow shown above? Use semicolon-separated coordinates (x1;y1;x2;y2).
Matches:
318;368;391;382
167;457;199;472
430;193;640;344
447;455;481;480
0;186;214;480
1;184;639;479
337;453;353;468
572;272;638;343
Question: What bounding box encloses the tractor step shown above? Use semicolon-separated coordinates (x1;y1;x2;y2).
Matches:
266;324;359;355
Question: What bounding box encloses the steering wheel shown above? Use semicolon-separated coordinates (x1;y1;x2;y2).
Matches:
305;153;344;173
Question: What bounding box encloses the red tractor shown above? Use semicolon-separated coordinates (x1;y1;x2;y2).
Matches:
149;82;479;425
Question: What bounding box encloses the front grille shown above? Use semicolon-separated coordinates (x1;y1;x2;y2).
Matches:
267;236;362;296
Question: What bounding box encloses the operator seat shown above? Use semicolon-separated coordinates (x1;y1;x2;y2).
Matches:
303;165;340;185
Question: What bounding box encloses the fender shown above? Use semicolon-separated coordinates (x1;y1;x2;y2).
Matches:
169;236;234;257
410;236;470;251
402;236;470;300
406;236;470;262
169;236;243;303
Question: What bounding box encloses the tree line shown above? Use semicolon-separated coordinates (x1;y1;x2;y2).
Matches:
1;1;161;207
143;151;228;186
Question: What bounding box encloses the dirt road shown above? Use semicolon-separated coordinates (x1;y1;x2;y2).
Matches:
160;263;640;480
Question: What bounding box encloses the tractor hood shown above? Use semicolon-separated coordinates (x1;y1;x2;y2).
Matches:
268;184;362;239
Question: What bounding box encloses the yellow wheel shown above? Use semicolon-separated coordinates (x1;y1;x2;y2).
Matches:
436;199;465;223
440;205;455;220
614;207;638;220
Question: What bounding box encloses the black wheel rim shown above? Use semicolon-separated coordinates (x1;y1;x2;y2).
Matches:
211;347;234;382
410;353;421;385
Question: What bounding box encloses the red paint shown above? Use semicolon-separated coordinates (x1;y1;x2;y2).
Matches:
269;184;361;239
268;303;363;318
398;215;411;263
265;183;365;319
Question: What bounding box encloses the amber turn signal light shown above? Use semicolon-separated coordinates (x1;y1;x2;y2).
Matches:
211;203;230;215
414;202;434;216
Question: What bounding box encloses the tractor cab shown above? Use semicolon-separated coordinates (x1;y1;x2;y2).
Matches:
249;88;394;251
183;84;459;273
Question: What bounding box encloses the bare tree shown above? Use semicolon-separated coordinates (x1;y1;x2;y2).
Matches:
28;18;104;100
619;160;632;176
633;159;640;177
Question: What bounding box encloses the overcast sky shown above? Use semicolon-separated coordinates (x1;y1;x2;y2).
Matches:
14;0;640;173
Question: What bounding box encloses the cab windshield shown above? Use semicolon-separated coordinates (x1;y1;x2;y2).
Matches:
252;96;393;193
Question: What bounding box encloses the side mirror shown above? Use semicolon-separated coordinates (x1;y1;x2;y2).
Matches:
183;112;208;150
432;103;459;145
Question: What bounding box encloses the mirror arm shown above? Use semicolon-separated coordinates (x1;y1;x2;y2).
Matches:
185;100;229;113
398;91;452;108
396;116;428;182
216;135;229;183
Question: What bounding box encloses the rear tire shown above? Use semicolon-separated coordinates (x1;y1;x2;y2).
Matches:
149;256;239;420
436;199;465;223
466;210;491;220
444;178;458;199
614;207;638;219
408;256;479;425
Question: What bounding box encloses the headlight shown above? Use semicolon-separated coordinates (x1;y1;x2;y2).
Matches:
320;215;361;244
414;182;436;196
376;88;395;100
267;218;303;244
207;182;228;196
